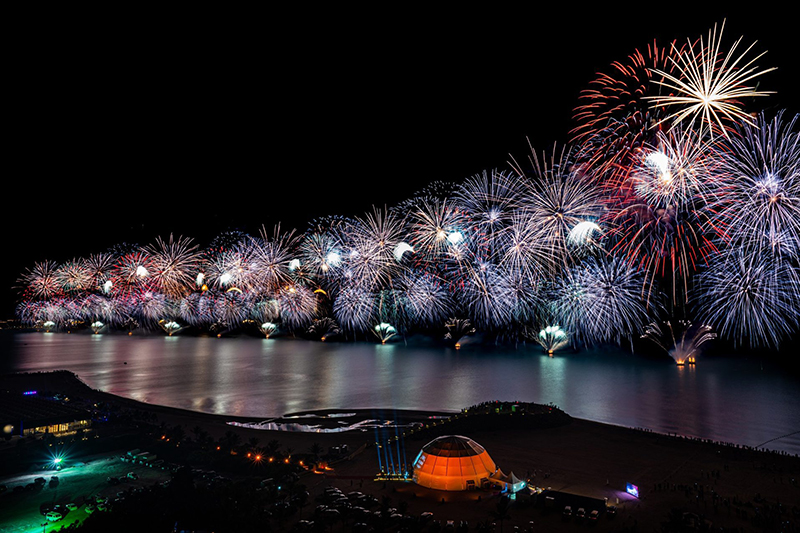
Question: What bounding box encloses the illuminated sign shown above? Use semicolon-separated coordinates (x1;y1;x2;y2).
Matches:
626;483;639;497
23;391;37;395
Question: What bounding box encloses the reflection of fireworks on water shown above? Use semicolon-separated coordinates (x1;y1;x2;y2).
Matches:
641;320;716;365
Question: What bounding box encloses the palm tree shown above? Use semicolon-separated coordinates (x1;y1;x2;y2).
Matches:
309;442;323;460
220;430;241;454
168;424;185;443
265;439;281;456
490;495;512;533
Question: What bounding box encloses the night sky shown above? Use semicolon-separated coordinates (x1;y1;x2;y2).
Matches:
3;8;797;318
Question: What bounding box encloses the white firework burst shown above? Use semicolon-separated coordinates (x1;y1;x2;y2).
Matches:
646;19;776;139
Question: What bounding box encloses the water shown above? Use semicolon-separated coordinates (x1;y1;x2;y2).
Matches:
2;331;798;454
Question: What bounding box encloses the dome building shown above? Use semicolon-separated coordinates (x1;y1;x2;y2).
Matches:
412;435;498;491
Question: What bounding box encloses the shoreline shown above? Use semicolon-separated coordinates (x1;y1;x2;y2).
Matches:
3;369;797;457
3;371;799;531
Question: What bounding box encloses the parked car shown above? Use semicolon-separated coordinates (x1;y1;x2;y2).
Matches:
66;503;78;511
563;505;572;518
590;509;600;521
45;511;63;522
576;507;586;520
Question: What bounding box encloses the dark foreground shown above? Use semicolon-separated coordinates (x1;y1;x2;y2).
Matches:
1;371;798;532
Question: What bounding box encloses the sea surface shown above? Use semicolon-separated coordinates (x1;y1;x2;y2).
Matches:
2;331;798;454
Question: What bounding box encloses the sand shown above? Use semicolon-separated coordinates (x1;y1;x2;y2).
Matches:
3;371;798;531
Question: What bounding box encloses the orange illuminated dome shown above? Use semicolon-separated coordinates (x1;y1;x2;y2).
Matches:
412;435;497;491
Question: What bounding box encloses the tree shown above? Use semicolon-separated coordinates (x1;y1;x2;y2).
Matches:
490;495;512;533
265;439;281;456
309;442;323;460
220;430;241;454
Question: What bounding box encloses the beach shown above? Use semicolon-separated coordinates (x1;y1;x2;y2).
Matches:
1;371;798;531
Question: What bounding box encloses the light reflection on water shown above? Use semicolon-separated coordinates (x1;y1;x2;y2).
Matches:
2;331;798;454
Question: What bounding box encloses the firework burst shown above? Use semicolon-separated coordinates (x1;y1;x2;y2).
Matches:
18;260;60;300
694;249;799;349
571;39;686;175
553;255;659;347
646;19;776;139
708;111;800;260
146;235;201;298
604;126;718;304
